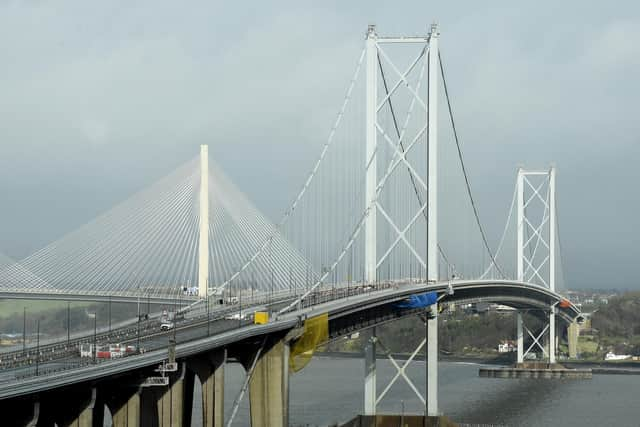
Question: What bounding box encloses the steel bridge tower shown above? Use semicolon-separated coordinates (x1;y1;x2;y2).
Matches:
516;166;558;364
363;23;440;417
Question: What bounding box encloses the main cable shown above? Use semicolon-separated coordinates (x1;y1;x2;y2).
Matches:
438;51;505;278
377;51;456;274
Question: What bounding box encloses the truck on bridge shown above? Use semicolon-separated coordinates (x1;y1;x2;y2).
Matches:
79;343;137;359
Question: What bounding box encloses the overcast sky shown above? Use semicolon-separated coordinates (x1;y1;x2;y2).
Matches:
0;1;638;289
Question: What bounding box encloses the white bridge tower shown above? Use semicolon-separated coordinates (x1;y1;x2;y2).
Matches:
363;23;441;417
516;166;557;364
198;144;209;298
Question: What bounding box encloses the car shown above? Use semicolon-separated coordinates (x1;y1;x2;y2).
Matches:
160;321;174;331
225;306;266;321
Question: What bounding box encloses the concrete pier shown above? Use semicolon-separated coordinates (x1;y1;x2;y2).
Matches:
190;351;226;427
3;398;40;427
154;363;190;427
109;387;143;427
479;362;592;379
568;320;579;359
57;388;97;427
249;339;290;427
0;349;230;427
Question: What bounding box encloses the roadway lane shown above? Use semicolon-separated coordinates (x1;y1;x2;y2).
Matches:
0;298;283;383
0;280;578;390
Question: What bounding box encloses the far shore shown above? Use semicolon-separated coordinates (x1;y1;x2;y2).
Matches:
314;351;640;374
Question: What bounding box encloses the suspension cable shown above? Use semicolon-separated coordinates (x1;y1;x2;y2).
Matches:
213;46;367;294
438;52;505;278
554;190;568;292
377;51;457;275
480;177;517;279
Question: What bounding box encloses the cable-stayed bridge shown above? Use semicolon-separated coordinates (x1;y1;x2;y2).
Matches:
0;24;581;427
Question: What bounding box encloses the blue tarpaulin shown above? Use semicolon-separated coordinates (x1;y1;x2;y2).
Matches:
394;291;438;309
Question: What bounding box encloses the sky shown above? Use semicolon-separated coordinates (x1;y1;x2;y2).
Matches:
0;1;638;289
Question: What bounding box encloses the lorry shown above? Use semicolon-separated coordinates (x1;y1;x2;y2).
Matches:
79;343;137;359
224;306;267;321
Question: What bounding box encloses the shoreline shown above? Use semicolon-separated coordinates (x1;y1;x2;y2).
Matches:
315;351;511;365
315;351;640;374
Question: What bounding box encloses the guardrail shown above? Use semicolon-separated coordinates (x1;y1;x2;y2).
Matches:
0;281;405;383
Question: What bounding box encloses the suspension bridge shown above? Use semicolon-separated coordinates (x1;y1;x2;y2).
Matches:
0;24;581;427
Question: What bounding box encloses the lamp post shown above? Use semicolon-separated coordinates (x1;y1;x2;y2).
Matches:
22;307;26;356
67;302;71;347
108;296;112;333
92;313;97;364
207;294;211;336
136;281;141;319
35;319;40;376
238;279;242;329
136;299;141;353
172;288;178;344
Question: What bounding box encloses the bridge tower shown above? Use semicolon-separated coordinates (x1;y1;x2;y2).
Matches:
363;22;441;417
363;25;378;416
516;166;557;364
364;25;378;284
426;22;439;417
198;144;209;298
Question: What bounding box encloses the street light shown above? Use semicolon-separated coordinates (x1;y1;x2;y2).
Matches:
136;302;141;354
35;319;40;376
207;293;210;336
93;313;97;363
67;302;71;347
172;287;179;344
22;307;26;356
239;279;243;329
87;312;97;363
108;296;112;333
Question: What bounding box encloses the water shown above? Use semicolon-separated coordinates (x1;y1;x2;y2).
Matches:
206;357;640;427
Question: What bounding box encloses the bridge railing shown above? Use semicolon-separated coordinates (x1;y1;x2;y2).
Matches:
0;281;409;382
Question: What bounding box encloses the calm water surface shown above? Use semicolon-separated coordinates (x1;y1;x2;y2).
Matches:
206;357;640;427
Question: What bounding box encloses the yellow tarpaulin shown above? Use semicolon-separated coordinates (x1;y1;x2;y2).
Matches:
289;313;329;373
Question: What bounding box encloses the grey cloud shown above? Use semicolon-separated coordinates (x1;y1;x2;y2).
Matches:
0;1;638;289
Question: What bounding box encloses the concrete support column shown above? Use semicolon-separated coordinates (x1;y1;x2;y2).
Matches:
24;401;39;427
549;308;557;364
155;362;191;427
516;313;524;364
190;350;226;427
110;388;142;427
249;339;290;427
364;328;377;415
24;402;40;427
2;399;40;427
58;388;97;427
568;320;579;359
427;307;438;416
